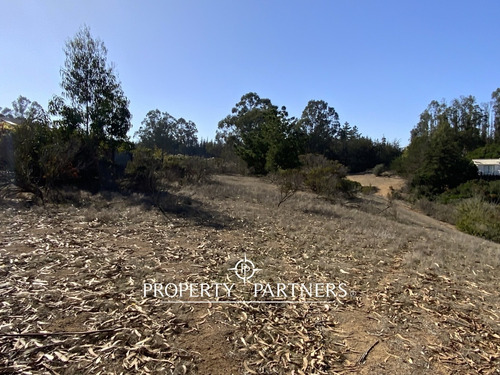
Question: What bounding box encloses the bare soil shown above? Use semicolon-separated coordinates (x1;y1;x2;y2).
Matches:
347;173;406;197
1;175;499;374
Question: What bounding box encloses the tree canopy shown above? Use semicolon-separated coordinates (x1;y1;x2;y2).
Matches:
136;110;199;155
49;25;131;143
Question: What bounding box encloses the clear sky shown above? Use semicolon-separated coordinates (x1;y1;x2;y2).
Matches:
2;1;500;146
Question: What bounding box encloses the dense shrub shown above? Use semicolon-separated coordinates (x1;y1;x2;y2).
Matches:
0;133;14;172
124;148;215;194
440;180;500;204
163;155;214;185
302;154;359;197
124;147;162;194
456;197;500;242
271;154;361;202
467;143;500;159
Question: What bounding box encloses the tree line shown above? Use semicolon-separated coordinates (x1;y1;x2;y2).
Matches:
0;25;405;200
215;93;400;174
394;93;500;197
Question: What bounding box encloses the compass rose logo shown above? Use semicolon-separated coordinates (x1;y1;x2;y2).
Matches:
229;254;261;283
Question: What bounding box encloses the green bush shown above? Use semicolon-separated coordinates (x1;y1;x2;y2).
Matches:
298;154;359;199
440;180;500;204
372;163;386;176
124;149;215;194
456;197;500;242
124;147;162;194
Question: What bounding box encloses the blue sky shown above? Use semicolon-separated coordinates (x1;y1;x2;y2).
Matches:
2;1;500;146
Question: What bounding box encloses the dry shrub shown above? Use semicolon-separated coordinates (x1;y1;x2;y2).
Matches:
163;155;214;185
415;198;457;225
274;169;303;207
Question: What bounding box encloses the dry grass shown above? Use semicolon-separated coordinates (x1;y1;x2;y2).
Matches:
1;175;499;374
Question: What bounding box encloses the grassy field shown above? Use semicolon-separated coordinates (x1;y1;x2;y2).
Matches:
1;175;499;374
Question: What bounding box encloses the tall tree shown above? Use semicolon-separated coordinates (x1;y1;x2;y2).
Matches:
447;96;485;151
12;96;31;118
411;122;477;195
1;107;13;117
492;88;500;143
299;100;340;156
175;118;199;151
217;93;279;174
136;110;199;156
49;25;131;142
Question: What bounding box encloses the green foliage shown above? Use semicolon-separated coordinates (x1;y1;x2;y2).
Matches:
456;197;500;242
12;117;102;197
217;93;402;175
12;119;50;196
467;143;500;159
299;154;359;198
49;25;131;143
124;147;162;194
124;148;215;194
331;131;401;173
400;91;500;199
0;133;14;172
406;121;478;197
136;110;199;156
217;93;302;174
439;180;500;204
299;100;339;156
271;154;361;205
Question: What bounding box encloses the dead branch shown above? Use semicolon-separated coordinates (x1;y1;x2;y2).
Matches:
358;340;380;364
0;328;122;338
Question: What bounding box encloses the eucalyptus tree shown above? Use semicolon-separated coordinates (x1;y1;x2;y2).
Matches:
49;25;131;143
136;110;199;156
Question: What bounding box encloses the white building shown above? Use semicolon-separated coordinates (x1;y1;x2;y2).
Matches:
472;159;500;176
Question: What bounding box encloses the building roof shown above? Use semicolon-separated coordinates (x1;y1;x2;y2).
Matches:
472;159;500;166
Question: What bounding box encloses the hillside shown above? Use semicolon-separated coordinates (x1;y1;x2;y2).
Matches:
1;175;499;374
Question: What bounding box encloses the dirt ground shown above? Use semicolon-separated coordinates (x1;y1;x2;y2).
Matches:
1;175;499;374
347;173;406;197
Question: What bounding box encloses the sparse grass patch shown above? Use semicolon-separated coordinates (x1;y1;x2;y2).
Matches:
415;198;457;225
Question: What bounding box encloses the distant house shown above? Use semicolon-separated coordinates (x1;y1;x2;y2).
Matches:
0;117;22;133
472;159;500;176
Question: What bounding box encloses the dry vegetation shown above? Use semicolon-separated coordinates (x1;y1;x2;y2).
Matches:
1;175;499;374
